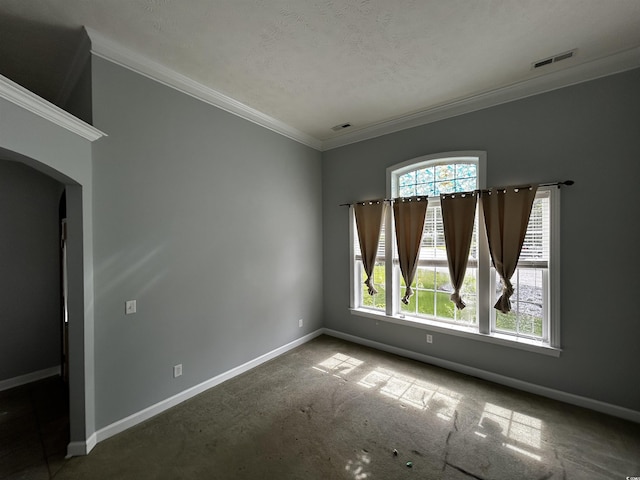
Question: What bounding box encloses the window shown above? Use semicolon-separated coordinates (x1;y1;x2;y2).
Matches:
397;172;479;328
349;152;560;355
352;215;386;311
492;190;553;342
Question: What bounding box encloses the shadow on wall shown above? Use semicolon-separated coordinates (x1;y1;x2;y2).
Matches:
0;12;88;109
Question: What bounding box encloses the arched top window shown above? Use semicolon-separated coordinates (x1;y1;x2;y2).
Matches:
388;152;486;199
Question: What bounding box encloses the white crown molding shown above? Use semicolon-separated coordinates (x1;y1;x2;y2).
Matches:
322;46;640;151
55;29;92;108
0;73;106;142
82;27;639;153
86;27;323;151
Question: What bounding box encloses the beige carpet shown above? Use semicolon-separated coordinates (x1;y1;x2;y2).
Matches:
3;335;640;479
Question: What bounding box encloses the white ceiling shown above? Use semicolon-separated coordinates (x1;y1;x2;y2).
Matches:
1;0;640;149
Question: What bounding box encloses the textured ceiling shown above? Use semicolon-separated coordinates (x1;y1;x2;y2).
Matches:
1;0;640;144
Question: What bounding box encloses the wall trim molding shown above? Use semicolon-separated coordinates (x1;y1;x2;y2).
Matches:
66;434;96;458
0;73;106;142
322;47;640;151
81;29;639;152
322;328;640;424
74;325;638;456
85;28;322;151
0;366;61;392
82;330;324;456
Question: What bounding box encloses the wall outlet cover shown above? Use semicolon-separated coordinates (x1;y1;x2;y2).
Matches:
125;300;137;314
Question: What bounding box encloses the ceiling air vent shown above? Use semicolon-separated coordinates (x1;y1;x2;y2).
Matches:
331;122;352;132
532;49;577;70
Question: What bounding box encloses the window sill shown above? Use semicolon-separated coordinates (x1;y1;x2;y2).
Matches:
350;308;562;357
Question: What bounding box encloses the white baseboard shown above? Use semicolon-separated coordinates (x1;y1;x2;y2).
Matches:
322;328;640;424
0;366;60;392
66;434;97;458
73;325;638;457
89;329;324;453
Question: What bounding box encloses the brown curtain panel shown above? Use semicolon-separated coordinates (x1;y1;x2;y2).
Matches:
393;197;428;304
481;186;538;313
354;201;387;296
441;192;477;310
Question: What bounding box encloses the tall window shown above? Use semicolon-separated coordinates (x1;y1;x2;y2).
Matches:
352;215;386;311
492;189;553;341
396;161;480;327
350;152;560;351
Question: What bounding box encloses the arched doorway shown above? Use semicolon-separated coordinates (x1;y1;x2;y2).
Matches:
0;79;106;455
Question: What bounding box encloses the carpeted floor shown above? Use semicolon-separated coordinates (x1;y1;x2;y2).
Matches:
3;335;640;479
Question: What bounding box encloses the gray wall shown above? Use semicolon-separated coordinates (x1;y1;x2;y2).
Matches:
0;160;63;381
91;57;323;429
322;68;640;412
63;55;92;125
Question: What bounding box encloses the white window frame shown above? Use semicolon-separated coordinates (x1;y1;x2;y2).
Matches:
349;151;561;357
349;207;387;314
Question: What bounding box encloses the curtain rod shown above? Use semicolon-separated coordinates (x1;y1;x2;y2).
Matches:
339;180;574;207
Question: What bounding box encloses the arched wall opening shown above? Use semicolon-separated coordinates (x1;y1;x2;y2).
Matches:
0;147;89;454
0;83;106;454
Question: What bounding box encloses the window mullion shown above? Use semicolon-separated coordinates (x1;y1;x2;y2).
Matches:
349;206;356;309
385;204;395;316
477;204;491;334
542;268;549;343
549;186;561;348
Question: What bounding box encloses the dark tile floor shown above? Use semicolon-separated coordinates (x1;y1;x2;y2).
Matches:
0;376;69;480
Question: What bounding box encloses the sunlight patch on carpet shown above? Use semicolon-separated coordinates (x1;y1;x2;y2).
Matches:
312;353;364;379
357;367;462;421
345;450;371;479
475;402;544;461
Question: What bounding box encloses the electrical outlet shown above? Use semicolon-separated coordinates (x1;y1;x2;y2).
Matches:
426;334;433;344
173;364;182;378
298;318;303;328
125;300;137;315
